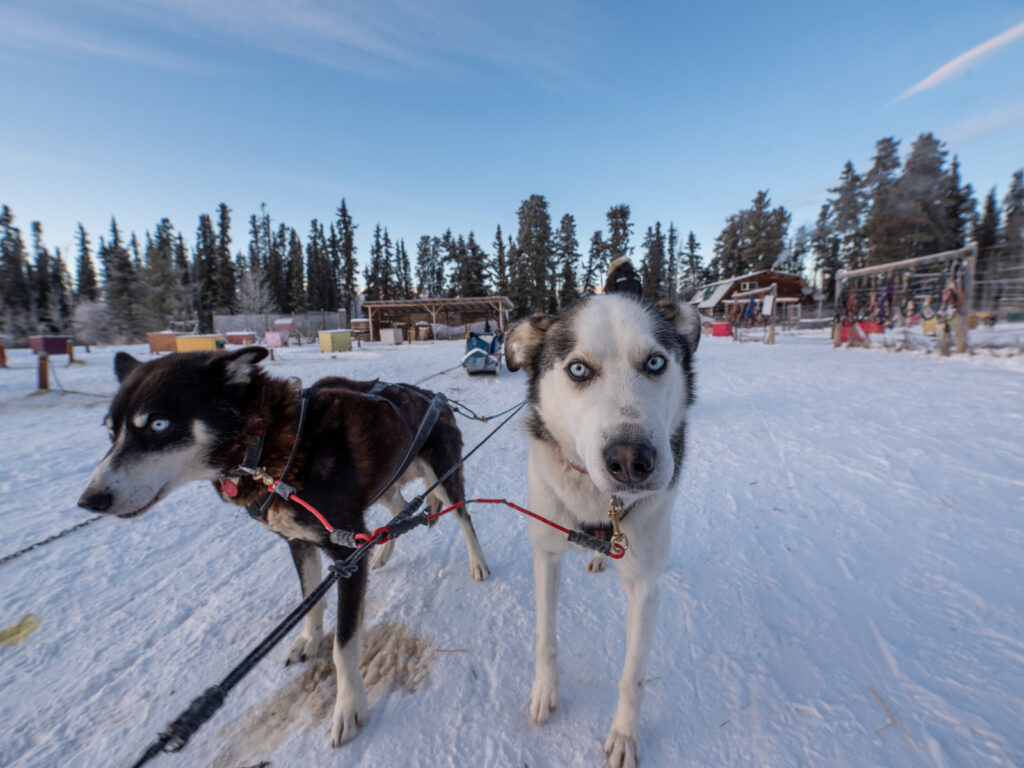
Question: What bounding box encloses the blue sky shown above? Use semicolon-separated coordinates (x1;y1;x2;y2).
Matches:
3;0;1023;273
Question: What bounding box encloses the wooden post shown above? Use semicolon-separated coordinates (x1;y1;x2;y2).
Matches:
956;242;977;354
66;339;75;364
38;352;49;391
767;283;777;345
270;348;275;361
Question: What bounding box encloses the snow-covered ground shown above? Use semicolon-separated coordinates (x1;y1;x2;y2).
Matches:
1;332;1022;768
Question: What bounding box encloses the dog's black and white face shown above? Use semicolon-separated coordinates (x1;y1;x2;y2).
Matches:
78;348;268;518
506;295;699;501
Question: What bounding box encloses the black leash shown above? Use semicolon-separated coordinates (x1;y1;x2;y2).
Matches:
128;400;527;767
0;516;103;568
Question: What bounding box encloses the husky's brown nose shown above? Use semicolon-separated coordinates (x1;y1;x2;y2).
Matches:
78;490;113;512
603;443;655;485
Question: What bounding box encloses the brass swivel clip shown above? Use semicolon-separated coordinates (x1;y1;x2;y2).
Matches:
608;496;629;554
250;466;275;489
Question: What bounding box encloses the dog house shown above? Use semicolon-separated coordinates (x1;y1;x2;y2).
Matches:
175;334;225;352
147;331;178;354
318;329;352;352
28;336;72;355
378;327;403;345
263;331;287;348
225;332;257;346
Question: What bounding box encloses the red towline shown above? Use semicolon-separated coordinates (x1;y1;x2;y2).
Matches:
267;485;626;560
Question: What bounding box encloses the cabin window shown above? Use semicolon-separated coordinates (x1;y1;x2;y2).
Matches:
740;281;757;291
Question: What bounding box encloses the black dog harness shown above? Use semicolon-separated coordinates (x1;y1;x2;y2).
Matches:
226;382;446;525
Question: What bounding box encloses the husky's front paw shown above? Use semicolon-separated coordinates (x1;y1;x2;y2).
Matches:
330;695;368;747
370;540;394;570
284;632;329;665
587;553;606;572
604;726;639;768
470;558;490;581
529;676;559;725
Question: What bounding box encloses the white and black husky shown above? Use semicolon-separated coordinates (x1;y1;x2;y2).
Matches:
505;294;700;768
77;347;489;747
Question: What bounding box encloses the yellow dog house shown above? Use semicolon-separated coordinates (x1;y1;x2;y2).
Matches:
175;334;226;352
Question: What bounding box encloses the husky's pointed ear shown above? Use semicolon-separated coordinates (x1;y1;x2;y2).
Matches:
114;352;141;383
656;299;701;355
217;347;270;386
505;314;553;374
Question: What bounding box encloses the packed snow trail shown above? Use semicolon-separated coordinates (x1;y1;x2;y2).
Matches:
0;334;1021;768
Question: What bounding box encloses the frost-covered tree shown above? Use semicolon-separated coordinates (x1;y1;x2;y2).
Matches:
75;223;99;302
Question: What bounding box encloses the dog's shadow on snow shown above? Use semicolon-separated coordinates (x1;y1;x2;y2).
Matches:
205;621;434;768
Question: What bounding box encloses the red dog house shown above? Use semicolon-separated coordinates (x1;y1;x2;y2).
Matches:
225;332;257;346
712;323;733;337
29;336;71;355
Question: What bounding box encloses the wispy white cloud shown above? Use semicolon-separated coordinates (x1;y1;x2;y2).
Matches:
941;103;1024;145
95;0;602;83
2;5;201;71
892;19;1024;103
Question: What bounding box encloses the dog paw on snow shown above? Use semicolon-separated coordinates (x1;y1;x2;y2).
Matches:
529;676;559;725
284;632;330;665
604;726;639;768
331;694;368;747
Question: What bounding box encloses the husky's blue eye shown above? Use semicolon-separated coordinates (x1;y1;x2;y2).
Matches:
150;419;171;433
567;361;592;381
645;354;667;374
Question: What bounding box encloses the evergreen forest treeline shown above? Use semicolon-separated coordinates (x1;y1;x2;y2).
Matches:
1;131;1021;344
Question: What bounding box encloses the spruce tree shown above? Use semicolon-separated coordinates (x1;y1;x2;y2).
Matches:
102;218;145;340
415;235;433;297
677;231;704;297
364;225;385;302
265;223;289;314
75;223;99;302
944;156;975;249
812;204;842;301
287;227;306;314
336;199;358;319
828;161;866;270
327;223;342;310
306;220;330;310
215;203;235;311
666;224;679;300
144;218;181;328
552;214;580;308
516;195;554;314
194;214;218;332
897;133;953;258
1002;170;1024;255
863;137;903;265
490;225;509;296
31;222;53;331
582;230;605;293
395;238;414;298
606;204;633;264
49;248;72;331
381;228;395;299
0;206;33;340
174;233;194;321
976;187;1000;249
640;222;667;301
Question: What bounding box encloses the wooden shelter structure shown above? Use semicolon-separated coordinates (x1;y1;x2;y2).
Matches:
361;296;514;341
691;270;810;320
